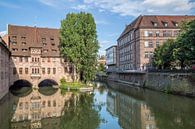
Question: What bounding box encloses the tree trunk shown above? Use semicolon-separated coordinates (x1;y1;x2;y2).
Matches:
181;60;185;70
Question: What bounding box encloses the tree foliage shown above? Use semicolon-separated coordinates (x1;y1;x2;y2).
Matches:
153;39;175;69
60;94;100;129
153;20;195;69
60;12;99;83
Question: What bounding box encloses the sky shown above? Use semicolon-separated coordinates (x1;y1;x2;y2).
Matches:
0;0;195;55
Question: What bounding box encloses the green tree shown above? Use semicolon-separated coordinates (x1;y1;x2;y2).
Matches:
60;94;100;129
173;20;195;69
98;63;105;72
153;39;175;69
60;12;99;83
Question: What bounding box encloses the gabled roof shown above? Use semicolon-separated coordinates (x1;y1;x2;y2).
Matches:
118;15;195;40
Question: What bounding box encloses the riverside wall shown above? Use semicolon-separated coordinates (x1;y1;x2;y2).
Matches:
106;72;195;97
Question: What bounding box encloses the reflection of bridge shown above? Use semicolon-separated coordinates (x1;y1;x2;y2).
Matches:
10;89;78;129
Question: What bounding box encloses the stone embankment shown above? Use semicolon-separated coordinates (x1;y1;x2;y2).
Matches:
106;72;195;97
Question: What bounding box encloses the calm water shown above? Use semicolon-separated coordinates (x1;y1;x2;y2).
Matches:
1;82;195;129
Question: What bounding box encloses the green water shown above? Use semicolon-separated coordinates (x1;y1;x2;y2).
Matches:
0;82;195;129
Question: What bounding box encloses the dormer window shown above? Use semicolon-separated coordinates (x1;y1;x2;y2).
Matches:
173;21;178;27
163;22;168;27
152;21;158;27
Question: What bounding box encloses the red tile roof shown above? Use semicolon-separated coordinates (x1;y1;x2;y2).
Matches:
118;15;195;40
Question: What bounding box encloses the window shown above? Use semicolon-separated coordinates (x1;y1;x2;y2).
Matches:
19;57;23;62
163;22;168;27
12;48;18;51
25;68;28;74
145;51;153;58
144;41;149;47
22;49;28;52
21;36;26;40
48;100;51;107
153;22;158;27
173;30;179;37
42;101;46;108
12;42;17;45
19;68;23;74
32;68;34;74
64;67;68;73
156;31;160;37
52;49;57;52
13;67;17;75
144;31;148;37
12;36;17;40
145;52;149;58
32;57;34;62
163;31;172;37
48;58;50;62
25;57;28;62
42;68;45;74
53;68;56;74
43;43;47;46
19;102;23;110
47;68;50;74
53;100;56;107
156;40;160;47
69;67;73;73
22;42;26;45
148;32;153;37
149;41;153;48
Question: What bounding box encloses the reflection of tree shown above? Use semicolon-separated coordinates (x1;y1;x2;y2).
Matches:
144;90;195;129
60;93;100;129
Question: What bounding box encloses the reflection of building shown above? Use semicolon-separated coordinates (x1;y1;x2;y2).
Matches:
117;15;195;71
141;104;158;129
0;36;10;99
107;89;158;129
3;25;76;88
106;91;118;116
117;92;142;129
11;90;73;129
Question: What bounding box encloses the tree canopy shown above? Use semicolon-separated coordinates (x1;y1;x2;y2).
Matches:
153;20;195;69
60;12;99;83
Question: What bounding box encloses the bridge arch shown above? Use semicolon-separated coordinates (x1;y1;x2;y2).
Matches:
10;79;33;89
9;79;33;97
38;79;59;87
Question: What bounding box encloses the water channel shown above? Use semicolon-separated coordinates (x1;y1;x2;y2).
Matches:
0;82;195;129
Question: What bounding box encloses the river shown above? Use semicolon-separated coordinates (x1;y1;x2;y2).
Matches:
0;82;195;129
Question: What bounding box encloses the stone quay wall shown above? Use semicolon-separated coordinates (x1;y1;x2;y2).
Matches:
107;72;195;97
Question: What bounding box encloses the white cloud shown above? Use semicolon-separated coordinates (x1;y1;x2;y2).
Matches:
72;4;90;10
95;20;109;25
83;0;195;16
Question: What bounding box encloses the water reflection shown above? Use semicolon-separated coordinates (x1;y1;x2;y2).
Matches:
107;89;157;129
1;82;195;129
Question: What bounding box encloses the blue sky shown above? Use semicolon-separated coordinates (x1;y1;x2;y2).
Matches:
0;0;195;55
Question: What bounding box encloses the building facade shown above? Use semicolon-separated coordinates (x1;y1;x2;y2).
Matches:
117;15;195;71
106;45;118;72
5;25;76;88
0;36;10;99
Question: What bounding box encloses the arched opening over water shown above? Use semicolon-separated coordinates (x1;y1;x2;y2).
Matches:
38;79;58;87
9;79;33;97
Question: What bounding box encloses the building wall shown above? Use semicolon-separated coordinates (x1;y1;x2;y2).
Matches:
0;40;10;99
138;28;178;70
117;15;195;71
7;25;77;87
